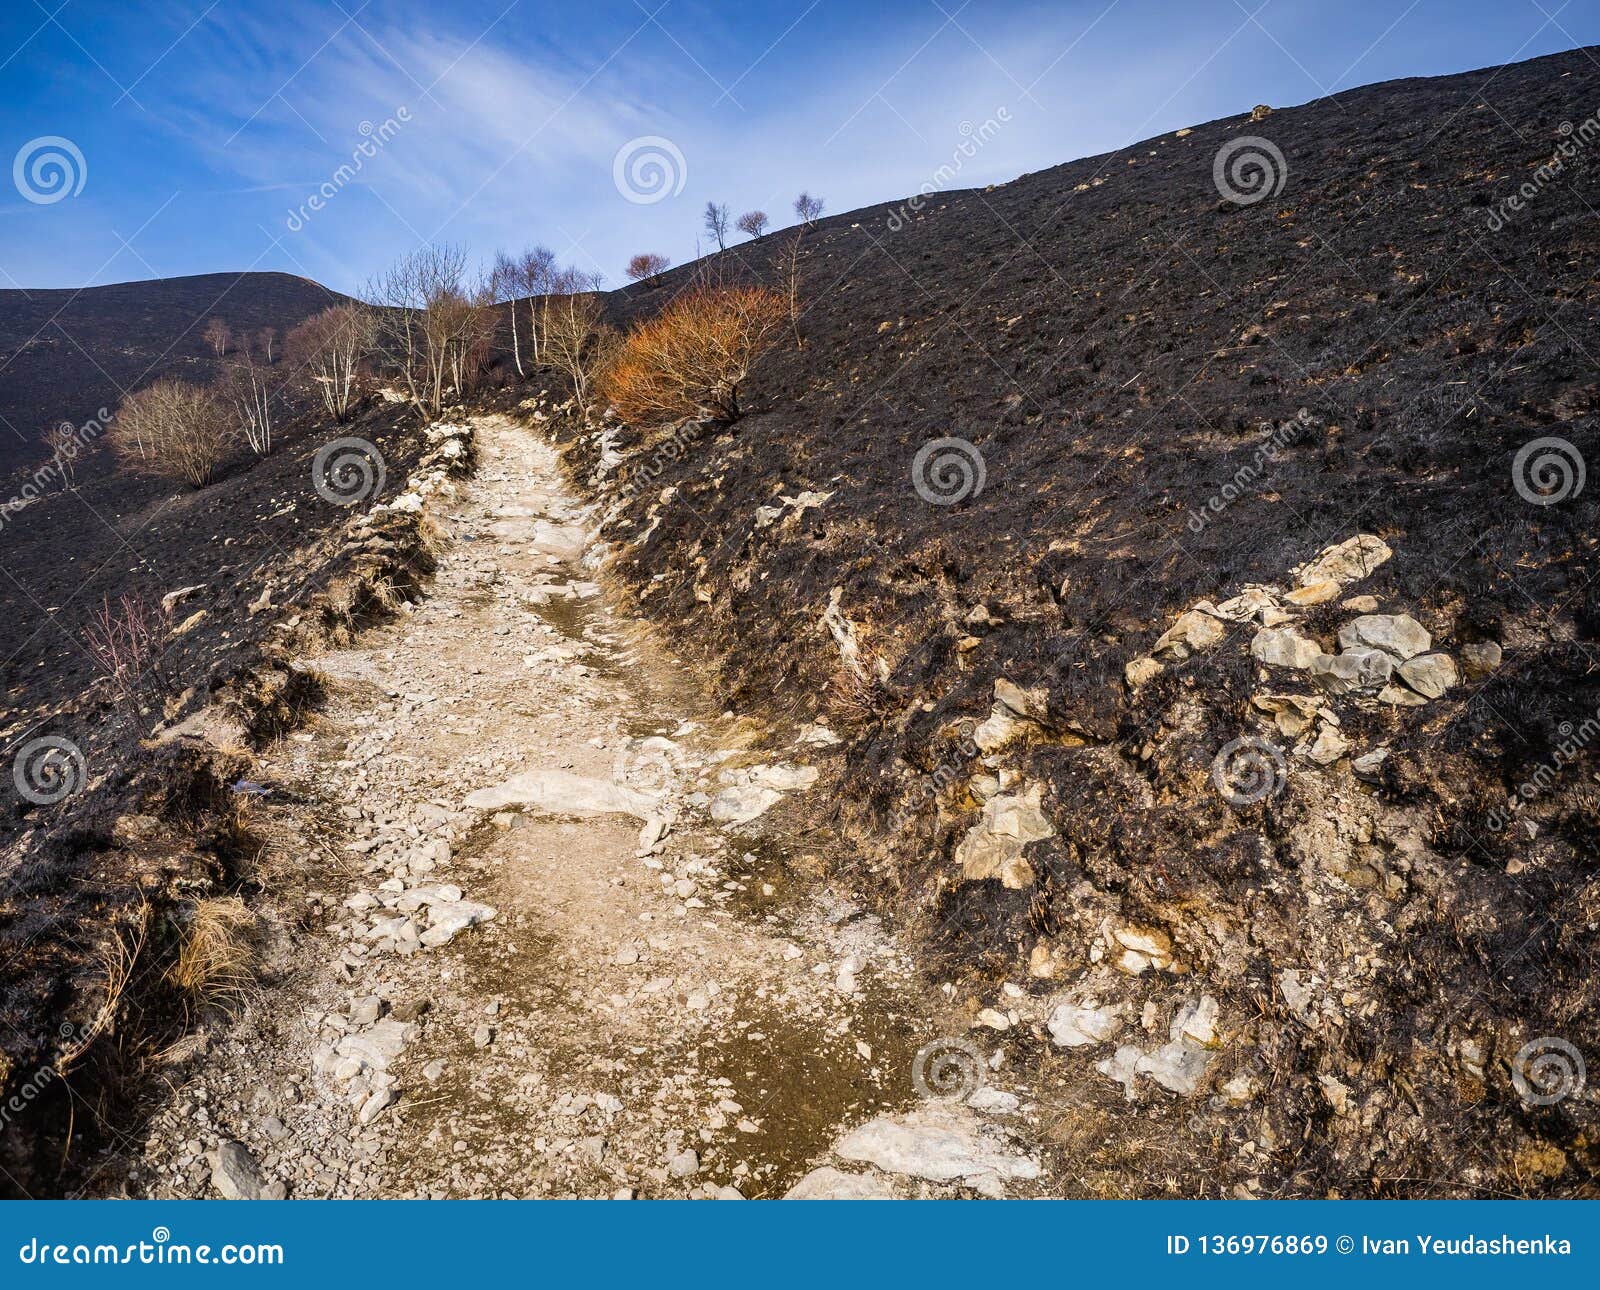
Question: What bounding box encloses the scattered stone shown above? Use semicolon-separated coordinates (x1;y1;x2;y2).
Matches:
785;1166;898;1200
1294;535;1392;588
1309;648;1393;695
1124;657;1164;689
966;1087;1020;1114
1152;608;1226;661
1112;925;1172;974
709;784;783;824
953;784;1053;889
1047;1000;1124;1048
835;1103;1040;1192
208;1141;264;1200
1337;614;1430;661
667;1148;700;1178
1283;580;1341;607
1397;652;1458;699
1251;627;1322;670
1351;748;1390;781
358;1087;396;1125
1377;682;1428;707
1305;724;1350;765
1459;640;1502;679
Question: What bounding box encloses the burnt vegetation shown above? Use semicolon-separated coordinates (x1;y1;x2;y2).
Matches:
562;50;1600;1196
1;46;1598;1199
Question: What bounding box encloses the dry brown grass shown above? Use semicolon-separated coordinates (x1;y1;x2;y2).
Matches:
600;285;786;426
58;902;150;1073
169;896;256;1014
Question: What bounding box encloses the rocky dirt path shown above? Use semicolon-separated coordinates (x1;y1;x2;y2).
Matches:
121;412;1048;1200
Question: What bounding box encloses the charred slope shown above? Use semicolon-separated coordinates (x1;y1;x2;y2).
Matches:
0;394;460;1196
0;271;347;474
574;47;1600;1195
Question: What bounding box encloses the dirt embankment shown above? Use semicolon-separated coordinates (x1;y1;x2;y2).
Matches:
0;399;466;1196
549;48;1600;1196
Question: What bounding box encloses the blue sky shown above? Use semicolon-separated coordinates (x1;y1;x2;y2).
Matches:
2;0;1596;294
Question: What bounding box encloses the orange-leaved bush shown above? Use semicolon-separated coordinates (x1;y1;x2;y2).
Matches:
600;285;786;426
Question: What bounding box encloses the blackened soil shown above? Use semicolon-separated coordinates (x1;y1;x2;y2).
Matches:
568;48;1600;1196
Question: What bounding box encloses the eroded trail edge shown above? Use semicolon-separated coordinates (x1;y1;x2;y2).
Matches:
123;413;1047;1200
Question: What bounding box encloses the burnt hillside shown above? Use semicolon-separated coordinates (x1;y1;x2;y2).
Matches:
0;271;347;475
574;46;1600;1195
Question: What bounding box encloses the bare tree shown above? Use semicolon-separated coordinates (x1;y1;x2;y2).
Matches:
368;244;488;417
777;230;807;350
286;303;374;423
491;249;530;377
625;253;671;283
703;202;730;251
736;210;768;239
257;326;277;363
43;422;87;491
202;317;231;357
793;192;824;227
518;246;559;366
109;378;235;487
539;292;615;419
217;353;274;456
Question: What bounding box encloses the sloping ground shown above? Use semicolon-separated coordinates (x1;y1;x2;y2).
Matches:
0;399;446;1195
565;48;1600;1195
119;413;1035;1202
0;271;346;474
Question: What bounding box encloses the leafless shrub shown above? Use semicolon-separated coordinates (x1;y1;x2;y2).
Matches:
626;252;672;282
778;230;807;350
600;284;786;425
540;291;616;418
736;210;769;239
285;302;375;423
368;244;491;417
794;191;824;226
42;421;87;491
202;317;231;357
109;377;235;487
704;201;730;251
82;592;171;703
491;247;544;377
